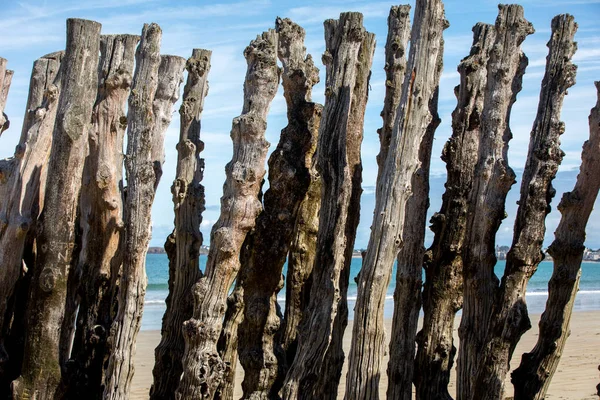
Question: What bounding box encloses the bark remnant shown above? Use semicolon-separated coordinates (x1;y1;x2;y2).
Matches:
414;22;494;400
151;48;211;400
282;12;374;400
473;14;577;400
236;17;321;399
177;30;279;400
11;18;101;400
457;5;533;399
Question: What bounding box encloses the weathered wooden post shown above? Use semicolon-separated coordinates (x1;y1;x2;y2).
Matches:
151;48;211;400
66;34;139;398
102;23;171;400
282;12;374;400
344;1;446;398
512;80;598;397
177;30;279;400
472;14;577;399
414;22;494;400
456;5;533;399
0;50;63;395
235;17;321;399
11;18;101;400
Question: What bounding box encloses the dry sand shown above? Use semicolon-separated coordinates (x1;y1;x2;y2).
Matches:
131;311;599;399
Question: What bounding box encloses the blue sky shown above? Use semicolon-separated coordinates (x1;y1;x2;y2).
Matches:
1;0;599;249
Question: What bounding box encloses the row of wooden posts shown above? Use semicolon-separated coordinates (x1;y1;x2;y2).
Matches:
0;1;598;400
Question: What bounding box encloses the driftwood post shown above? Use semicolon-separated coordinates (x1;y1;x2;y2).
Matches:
102;24;167;400
413;22;494;400
282;12;374;399
511;89;599;400
67;34;139;397
346;1;446;398
0;51;63;395
11;18;101;399
151;48;211;400
472;14;577;399
456;5;533;399
236;17;321;398
177;30;279;400
0;57;13;135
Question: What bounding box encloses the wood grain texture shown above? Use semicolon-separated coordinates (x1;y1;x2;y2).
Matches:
0;51;63;396
456;5;533;399
66;34;139;399
414;22;494;400
11;18;101;400
103;23;164;400
151;48;211;400
177;30;278;400
282;12;373;400
473;14;577;400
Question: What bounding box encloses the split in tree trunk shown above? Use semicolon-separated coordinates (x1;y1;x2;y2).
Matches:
11;18;101;400
413;22;494;400
151;48;211;400
176;30;279;400
456;5;533;399
0;50;64;397
472;14;576;400
236;17;321;399
282;12;374;400
66;34;139;399
102;23;170;400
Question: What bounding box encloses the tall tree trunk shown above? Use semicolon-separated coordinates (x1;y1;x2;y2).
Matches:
413;22;494;400
0;50;64;396
0;57;13;135
176;30;279;400
151;48;211;400
65;34;139;398
281;13;374;400
345;2;445;399
11;18;101;400
102;24;167;400
236;17;321;399
472;14;577;400
511;77;598;400
216;285;244;400
456;6;533;399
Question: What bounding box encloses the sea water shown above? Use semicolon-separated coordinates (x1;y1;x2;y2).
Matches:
142;254;600;330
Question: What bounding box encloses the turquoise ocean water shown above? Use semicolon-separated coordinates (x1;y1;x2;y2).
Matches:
142;254;600;330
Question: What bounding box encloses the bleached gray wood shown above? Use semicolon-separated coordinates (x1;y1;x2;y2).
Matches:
151;48;211;400
456;5;534;399
414;22;494;400
342;1;446;399
176;30;279;400
282;12;374;400
103;23;163;400
64;34;139;398
11;18;101;400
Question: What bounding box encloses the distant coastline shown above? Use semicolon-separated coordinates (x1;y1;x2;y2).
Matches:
147;246;209;255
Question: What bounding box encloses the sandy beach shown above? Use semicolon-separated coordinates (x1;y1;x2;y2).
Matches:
131;311;599;399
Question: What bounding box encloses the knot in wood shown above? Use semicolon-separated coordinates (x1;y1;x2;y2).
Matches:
39;267;59;293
